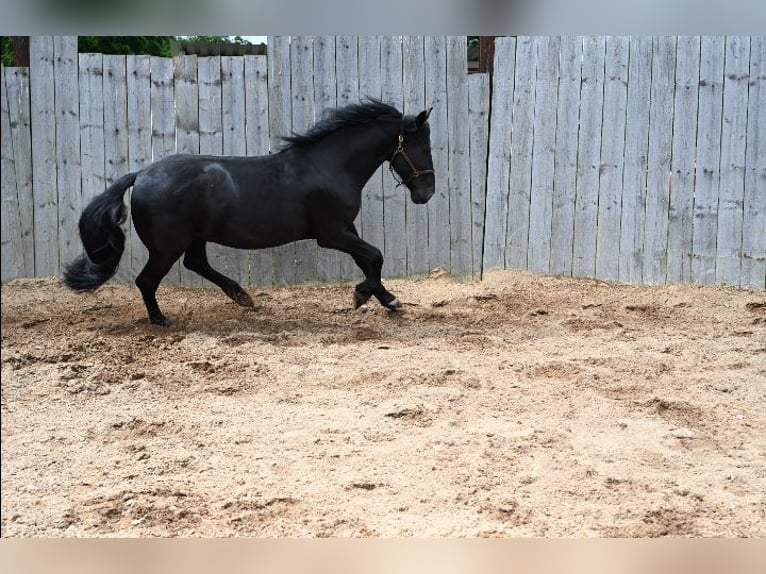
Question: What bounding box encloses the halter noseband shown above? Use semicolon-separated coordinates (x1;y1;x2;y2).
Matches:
388;133;435;188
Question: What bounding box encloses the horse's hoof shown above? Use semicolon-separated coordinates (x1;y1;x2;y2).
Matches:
384;298;402;311
234;291;255;308
150;315;174;327
354;291;371;309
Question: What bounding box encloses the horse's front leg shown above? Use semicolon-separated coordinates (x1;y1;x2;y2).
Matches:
318;224;402;311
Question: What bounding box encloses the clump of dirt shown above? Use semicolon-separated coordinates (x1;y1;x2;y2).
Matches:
2;270;764;537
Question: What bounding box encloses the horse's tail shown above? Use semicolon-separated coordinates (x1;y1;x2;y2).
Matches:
62;171;138;291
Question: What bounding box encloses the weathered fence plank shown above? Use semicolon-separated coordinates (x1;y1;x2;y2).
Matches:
402;36;430;277
382;35;407;278
446;36;472;277
595;36;629;281
335;36;363;282
244;54;273;286
267;36;295;286
313;36;341;283
2;67;34;279
103;55;130;283
692;36;725;285
126;55;152;282
424;36;450;272
643;36;676;284
506;36;537;271
197;56;227;281
1;69;26;280
79;53;105;209
290;36;319;285
619;37;652;284
716;36;751;285
148;56;179;283
573;36;605;278
484;36;516;272
221;55;250;285
53;37;82;276
742;36;766;290
667;36;701;285
528;36;560;275
358;36;385;263
468;72;490;278
174;54;202;286
550;36;582;277
31;37;59;276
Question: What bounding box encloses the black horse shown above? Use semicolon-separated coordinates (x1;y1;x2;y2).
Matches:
63;100;436;326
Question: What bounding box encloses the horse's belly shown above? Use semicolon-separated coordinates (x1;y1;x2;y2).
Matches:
210;207;309;249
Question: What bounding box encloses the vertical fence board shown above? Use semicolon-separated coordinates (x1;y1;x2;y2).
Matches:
150;56;176;160
290;37;318;285
742;36;766;289
595;36;629;281
716;36;751;285
335;36;362;282
267;36;295;285
174;54;202;286
148;56;179;282
358;36;385;263
198;56;227;280
573;36;606;278
31;37;59;276
102;55;130;283
402;36;430;277
2;68;34;279
1;69;26;280
550;36;583;277
468;72;490;278
222;56;250;285
667;36;701;284
506;36;537;271
643;36;676;284
126;55;152;281
244;54;273;286
79;53;105;210
424;36;450;272
313;36;341;283
53;37;82;276
528;36;560;275
382;36;407;278
692;36;725;285
619;37;653;284
484;37;516;272
446;36;472;276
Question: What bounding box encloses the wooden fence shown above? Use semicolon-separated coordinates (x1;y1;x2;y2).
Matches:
2;36;764;289
485;36;765;289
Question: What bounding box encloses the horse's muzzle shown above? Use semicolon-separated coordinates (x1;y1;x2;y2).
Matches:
410;186;435;204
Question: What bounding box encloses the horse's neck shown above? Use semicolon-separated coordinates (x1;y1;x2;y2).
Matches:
323;123;399;188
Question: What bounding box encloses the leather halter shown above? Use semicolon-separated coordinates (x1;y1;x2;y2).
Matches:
388;133;435;188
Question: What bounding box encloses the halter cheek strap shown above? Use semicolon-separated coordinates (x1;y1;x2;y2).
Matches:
388;134;435;188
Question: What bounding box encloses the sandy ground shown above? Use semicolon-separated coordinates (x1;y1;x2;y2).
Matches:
1;269;765;537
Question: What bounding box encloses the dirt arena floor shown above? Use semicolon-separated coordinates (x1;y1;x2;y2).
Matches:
1;269;764;537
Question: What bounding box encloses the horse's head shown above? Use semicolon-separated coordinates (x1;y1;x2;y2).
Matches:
389;108;436;204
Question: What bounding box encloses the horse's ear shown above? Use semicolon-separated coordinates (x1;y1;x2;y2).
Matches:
416;107;433;127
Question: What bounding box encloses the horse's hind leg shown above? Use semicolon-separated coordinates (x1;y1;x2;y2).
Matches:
135;253;180;326
183;240;254;307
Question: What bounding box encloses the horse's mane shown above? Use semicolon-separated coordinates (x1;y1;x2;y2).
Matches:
280;99;402;150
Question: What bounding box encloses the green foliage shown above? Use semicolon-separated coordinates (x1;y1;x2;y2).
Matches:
182;36;252;45
77;36;174;57
1;36;14;66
